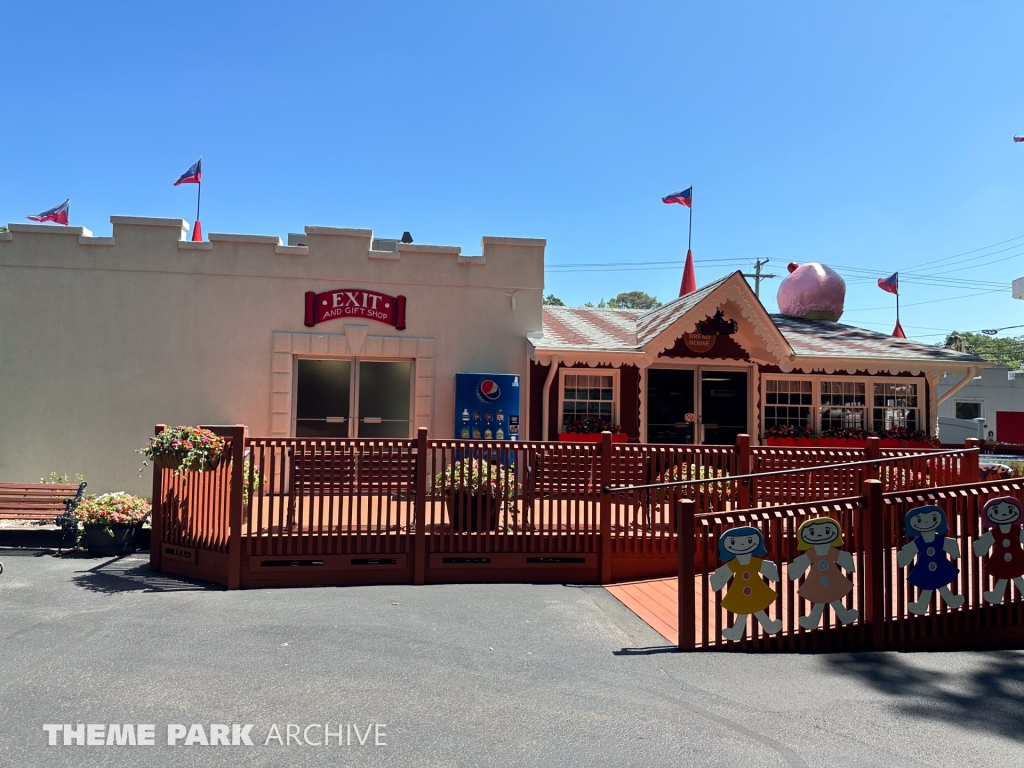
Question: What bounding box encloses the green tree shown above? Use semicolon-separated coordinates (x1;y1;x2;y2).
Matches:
0;226;7;234
543;294;565;306
944;331;1024;369
607;291;662;310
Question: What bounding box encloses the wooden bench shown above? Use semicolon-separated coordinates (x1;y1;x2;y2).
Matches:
0;482;87;549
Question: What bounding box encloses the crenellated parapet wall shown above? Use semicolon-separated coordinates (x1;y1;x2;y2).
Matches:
0;216;546;291
0;213;546;494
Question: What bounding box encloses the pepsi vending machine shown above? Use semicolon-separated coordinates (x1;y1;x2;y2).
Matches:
454;373;521;441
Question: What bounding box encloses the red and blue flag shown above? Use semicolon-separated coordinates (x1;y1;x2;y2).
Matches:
877;272;899;295
662;187;692;208
174;158;202;186
27;199;70;225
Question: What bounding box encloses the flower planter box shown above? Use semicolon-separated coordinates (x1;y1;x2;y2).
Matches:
82;522;142;557
558;433;629;443
445;492;498;533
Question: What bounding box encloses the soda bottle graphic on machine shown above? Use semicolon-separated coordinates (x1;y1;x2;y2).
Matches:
454;373;521;441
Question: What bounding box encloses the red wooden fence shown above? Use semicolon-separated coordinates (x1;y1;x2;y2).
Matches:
677;476;1024;652
150;426;981;591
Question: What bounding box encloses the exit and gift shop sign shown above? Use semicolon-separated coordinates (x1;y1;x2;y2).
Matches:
304;289;407;330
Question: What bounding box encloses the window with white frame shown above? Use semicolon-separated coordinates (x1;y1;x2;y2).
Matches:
819;380;867;432
873;381;919;432
561;372;616;430
955;400;982;421
763;379;813;429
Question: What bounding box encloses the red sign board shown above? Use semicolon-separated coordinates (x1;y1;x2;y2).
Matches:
304;289;407;330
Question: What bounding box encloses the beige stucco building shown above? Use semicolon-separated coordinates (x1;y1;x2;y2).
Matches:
1;215;988;497
0;217;544;494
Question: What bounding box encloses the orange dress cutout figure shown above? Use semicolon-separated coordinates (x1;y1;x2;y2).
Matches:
709;526;782;642
973;497;1024;604
787;517;858;630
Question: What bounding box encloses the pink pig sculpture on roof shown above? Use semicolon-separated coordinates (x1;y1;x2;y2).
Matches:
776;262;846;322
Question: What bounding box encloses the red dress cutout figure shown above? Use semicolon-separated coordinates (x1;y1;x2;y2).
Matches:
973;497;1024;604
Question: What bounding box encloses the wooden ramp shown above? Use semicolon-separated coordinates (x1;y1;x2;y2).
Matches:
606;578;679;645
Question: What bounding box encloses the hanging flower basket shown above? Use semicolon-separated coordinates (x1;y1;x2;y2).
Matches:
153;452;223;471
139;426;226;473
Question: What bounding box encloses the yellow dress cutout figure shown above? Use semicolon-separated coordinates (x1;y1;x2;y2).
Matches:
709;526;782;641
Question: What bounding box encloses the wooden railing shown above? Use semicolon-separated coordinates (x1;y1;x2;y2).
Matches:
150;425;243;587
244;436;417;558
423;439;600;556
677;476;1024;652
150;426;983;590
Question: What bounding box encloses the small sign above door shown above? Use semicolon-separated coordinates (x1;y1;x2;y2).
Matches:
683;333;717;353
304;289;407;329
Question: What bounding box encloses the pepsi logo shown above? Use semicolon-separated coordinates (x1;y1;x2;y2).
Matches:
479;380;501;401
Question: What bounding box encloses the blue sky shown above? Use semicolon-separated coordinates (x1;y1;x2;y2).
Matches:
3;2;1024;342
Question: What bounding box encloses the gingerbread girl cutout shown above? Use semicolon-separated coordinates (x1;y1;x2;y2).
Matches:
787;517;858;629
709;526;783;641
897;505;965;614
972;496;1024;604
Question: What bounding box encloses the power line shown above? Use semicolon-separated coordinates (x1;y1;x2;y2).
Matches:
900;233;1024;272
841;287;1005;313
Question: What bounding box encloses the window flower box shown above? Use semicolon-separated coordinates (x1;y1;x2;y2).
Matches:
558;432;629;443
878;439;940;449
558;418;627;442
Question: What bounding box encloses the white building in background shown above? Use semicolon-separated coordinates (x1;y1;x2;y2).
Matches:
937;366;1024;444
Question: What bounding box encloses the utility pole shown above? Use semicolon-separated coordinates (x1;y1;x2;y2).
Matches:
742;258;777;299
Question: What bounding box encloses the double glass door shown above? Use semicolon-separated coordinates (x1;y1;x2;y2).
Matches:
295;359;412;438
646;367;748;445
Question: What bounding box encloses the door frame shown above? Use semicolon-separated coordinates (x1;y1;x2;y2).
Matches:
642;361;754;445
292;355;417;438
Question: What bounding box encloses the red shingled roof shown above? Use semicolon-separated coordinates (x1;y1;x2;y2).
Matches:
770;315;983;362
535;272;983;365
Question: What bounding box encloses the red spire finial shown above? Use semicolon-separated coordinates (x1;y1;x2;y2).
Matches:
787;262;799;273
679;249;697;296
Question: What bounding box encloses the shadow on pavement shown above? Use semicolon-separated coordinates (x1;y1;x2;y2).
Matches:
825;650;1024;741
71;556;224;594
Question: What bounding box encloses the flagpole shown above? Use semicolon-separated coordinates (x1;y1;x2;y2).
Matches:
687;187;693;252
196;179;201;223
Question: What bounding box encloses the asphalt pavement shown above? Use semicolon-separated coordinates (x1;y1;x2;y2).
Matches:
1;548;1022;767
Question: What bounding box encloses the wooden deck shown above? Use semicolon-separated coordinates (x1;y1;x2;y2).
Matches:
606;577;680;645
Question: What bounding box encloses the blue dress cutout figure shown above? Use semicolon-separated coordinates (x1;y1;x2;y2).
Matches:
896;505;965;615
